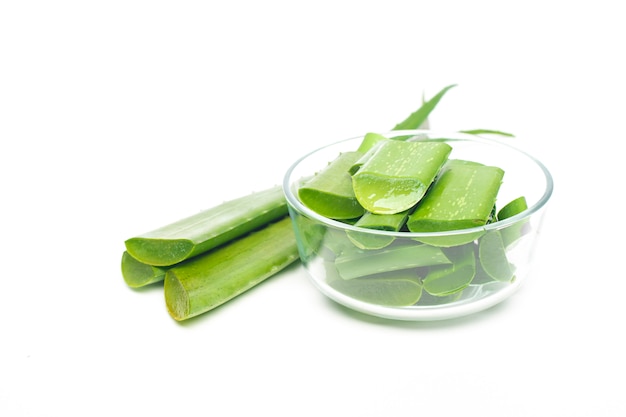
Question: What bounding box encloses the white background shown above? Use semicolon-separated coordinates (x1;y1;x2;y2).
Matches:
1;1;624;416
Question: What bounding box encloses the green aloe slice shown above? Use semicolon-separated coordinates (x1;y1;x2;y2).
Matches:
121;251;170;288
346;209;410;250
356;132;390;154
298;151;365;219
407;159;504;246
334;242;451;280
422;243;476;296
164;217;299;321
478;230;515;282
352;140;452;214
497;196;529;247
330;271;423;306
125;185;287;266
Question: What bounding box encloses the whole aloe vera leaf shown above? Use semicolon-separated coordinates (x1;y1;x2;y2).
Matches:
422;243;476;296
298;151;365;219
407;160;504;232
164;217;299;321
121;251;171;288
330;270;423;306
392;84;457;132
125;185;287;266
352;140;452;214
346;209;411;250
334;242;451;280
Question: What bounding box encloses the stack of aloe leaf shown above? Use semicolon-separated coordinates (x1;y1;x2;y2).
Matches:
122;186;299;321
121;84;526;320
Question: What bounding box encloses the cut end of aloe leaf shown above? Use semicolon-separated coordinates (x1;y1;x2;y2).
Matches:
352;141;451;214
353;176;426;214
125;237;194;267
497;196;528;221
164;271;190;321
298;151;365;220
298;187;365;219
121;251;168;288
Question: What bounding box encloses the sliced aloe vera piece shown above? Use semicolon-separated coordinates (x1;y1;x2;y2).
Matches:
352;140;452;214
407;159;504;246
298;151;365;220
478;230;515;282
497;196;529;247
422;243;476;296
334;242;451;280
330;271;423;306
346;209;410;250
125;185;287;266
164;217;299;321
356;132;390;154
121;251;170;288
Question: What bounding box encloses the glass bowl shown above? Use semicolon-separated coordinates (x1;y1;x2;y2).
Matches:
283;130;553;321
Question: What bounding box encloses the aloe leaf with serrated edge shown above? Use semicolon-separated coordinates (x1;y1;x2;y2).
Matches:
125;185;288;266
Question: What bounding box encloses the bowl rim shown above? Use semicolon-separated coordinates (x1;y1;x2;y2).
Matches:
282;129;554;237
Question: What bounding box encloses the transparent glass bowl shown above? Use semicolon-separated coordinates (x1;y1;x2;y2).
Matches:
283;130;553;321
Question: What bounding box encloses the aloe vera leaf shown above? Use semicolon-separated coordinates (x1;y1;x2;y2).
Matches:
422;243;476;296
460;129;515;138
298;151;365;220
164;217;299;321
352;140;452;214
125;185;287;266
346;209;411;250
356;132;390;154
121;251;170;288
497;196;529;247
334;242;451;280
392;84;457;132
350;138;389;175
478;230;515;282
497;196;527;220
330;271;423;306
407;160;504;232
354;84;455;151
